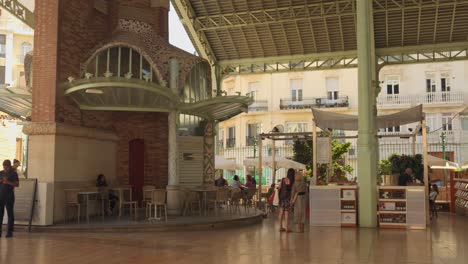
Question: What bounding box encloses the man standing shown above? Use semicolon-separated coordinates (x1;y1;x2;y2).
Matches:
12;159;24;178
0;160;19;238
214;174;227;187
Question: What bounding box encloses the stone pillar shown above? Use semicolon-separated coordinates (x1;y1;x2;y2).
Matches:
357;0;378;227
166;58;182;214
203;121;215;185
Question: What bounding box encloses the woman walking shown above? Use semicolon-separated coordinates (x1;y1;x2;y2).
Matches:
291;173;307;233
278;168;295;232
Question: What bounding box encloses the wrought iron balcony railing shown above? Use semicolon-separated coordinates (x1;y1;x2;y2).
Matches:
280;96;349;110
226;138;236;148
248;100;268;112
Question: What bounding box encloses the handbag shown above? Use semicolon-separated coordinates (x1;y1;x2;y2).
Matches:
272;189;279;206
268;191;275;204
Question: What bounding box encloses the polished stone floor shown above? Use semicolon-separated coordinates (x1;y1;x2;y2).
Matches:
0;213;466;264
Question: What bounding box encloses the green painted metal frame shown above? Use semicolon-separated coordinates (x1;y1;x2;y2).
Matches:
218;41;468;76
0;0;34;28
63;77;178;103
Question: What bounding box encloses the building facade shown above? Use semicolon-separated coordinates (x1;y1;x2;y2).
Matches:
217;61;468;181
0;7;33;165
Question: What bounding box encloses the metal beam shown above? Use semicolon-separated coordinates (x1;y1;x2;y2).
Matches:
0;0;34;28
219;41;468;76
171;0;217;64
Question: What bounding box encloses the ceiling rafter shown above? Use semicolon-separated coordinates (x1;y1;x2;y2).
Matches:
433;0;440;44
449;2;457;42
0;0;34;28
194;0;355;31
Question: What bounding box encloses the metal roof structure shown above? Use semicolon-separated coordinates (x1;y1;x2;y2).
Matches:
172;0;468;75
0;87;32;119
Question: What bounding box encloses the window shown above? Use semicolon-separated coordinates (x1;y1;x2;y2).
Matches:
227;127;236;148
386;76;400;95
20;42;32;63
246;123;262;146
440;73;451;92
285;122;309;145
442;113;453;131
462;117;468;131
286;122;309;133
0;35;5;58
218;128;224;148
248;82;260;101
290;79;303;102
426;73;436;93
425;114;437;132
326;77;339;100
380;126;401;133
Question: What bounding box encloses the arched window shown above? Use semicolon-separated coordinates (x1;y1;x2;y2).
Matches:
20;42;32;63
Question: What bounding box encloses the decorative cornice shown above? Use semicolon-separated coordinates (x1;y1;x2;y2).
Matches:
23;122;119;142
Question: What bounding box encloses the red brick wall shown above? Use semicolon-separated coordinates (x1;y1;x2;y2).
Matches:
31;0;60;122
112;112;169;187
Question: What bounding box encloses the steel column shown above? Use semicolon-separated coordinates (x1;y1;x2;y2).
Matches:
357;0;378;228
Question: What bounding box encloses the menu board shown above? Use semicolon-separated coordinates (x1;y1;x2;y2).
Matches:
317;137;331;164
14;178;37;232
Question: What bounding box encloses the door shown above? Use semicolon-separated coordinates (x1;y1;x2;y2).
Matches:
129;139;145;205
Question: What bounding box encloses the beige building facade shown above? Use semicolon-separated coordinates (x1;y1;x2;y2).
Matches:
217;61;468;181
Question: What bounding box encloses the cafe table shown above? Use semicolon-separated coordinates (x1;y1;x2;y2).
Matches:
190;188;218;216
78;191;102;224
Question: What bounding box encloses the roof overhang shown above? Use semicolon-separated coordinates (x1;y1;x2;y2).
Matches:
179;96;252;121
0;88;32;119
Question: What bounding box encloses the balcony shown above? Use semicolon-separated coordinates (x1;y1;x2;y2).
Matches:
377;92;465;108
280;96;349;110
226;138;236;148
248;100;268;112
216;139;224;149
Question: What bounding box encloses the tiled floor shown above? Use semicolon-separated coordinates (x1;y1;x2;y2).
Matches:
0;213;466;264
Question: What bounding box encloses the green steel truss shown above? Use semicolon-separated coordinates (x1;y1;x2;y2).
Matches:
220;42;468;76
0;0;34;28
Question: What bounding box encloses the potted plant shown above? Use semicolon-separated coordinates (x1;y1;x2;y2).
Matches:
378;159;395;185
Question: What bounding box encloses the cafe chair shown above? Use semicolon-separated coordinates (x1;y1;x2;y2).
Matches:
244;188;257;213
143;185;156;207
208;188;230;216
64;189;81;223
229;188;242;215
182;190;202;216
117;188;138;220
148;189;167;222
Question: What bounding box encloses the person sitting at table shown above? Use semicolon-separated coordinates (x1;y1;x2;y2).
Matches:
214;175;228;187
96;174;117;215
245;175;256;189
230;175;244;189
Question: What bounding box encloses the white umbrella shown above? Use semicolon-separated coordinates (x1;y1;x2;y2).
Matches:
427;155;459;170
215;156;242;170
243;156;306;170
461;161;468;170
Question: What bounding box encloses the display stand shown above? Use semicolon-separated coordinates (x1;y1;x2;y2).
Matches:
310;185;358;227
378;186;426;229
454;178;468;216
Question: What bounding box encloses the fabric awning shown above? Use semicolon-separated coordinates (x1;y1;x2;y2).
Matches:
427;155;459;170
244;156;306;170
215;156;242;170
312;105;424;131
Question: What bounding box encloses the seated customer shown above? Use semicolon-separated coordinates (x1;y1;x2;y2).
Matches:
245;174;256;188
96;174;117;214
230;175;244;189
214;175;228;187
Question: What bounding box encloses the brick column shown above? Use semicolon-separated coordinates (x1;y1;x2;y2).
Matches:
32;0;60;122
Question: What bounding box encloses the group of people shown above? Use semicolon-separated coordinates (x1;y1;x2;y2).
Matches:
214;174;257;190
275;168;307;233
0;159;21;238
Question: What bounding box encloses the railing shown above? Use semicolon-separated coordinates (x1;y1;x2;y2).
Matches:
248;100;268;112
377;92;464;107
216;140;224;149
226;138;236;148
245;136;256;146
280;96;349;110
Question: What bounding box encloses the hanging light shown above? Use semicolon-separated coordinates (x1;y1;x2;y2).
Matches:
85;89;104;94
